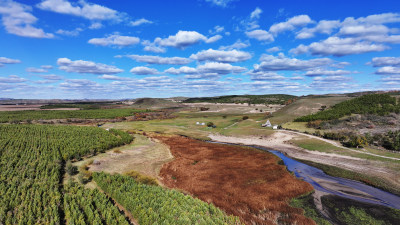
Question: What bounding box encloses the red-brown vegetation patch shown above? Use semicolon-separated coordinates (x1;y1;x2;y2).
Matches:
156;135;315;225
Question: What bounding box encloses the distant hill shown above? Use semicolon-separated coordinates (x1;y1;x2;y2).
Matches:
133;98;182;109
294;94;400;122
183;94;297;105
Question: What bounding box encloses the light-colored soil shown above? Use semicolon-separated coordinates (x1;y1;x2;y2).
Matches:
209;131;400;193
73;134;173;179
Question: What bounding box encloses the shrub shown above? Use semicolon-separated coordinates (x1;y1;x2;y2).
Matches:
206;122;214;127
242;116;249;120
124;170;158;185
66;160;77;175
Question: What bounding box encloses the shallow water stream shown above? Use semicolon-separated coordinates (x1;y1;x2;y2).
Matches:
211;141;400;210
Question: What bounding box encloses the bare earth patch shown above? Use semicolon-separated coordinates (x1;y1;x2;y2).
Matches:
80;134;173;178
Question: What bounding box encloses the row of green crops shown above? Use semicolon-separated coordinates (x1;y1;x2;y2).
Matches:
0;108;147;123
0;124;132;224
94;172;242;225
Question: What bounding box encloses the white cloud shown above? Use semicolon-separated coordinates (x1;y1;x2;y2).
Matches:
305;69;352;77
57;57;123;75
0;75;27;83
247;71;285;81
56;27;83;36
130;18;153;26
375;66;400;75
204;0;235;8
89;22;103;29
205;34;222;43
130;66;159;75
370;57;400;67
141;40;166;53
124;55;191;65
190;49;251;63
250;7;262;20
266;46;281;53
98;75;131;81
154;30;220;49
245;29;274;42
269;15;313;35
41;65;53;69
219;39;250;50
309;76;354;90
254;53;332;71
41;74;63;80
209;25;224;34
0;0;53;38
26;67;47;73
338;24;389;37
164;66;198;75
37;0;123;21
165;62;246;78
197;62;246;74
88;34;140;47
0;56;21;67
291;37;388;56
296;20;340;39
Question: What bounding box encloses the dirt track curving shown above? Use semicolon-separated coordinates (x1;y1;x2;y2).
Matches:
155;135;314;225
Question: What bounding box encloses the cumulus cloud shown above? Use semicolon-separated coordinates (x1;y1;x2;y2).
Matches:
296;20;340;39
60;79;101;91
269;15;313;35
250;7;262;20
141;40;166;53
219;39;250;50
245;29;274;42
130;66;159;75
37;0;123;21
291;37;388;56
0;0;53;38
247;71;286;81
293;13;400;56
123;55;191;65
209;25;224;34
0;56;21;67
56;27;83;36
253;53;332;71
375;66;400;75
370;57;400;67
130;18;153;26
26;67;48;73
40;74;63;80
204;0;235;8
266;47;281;53
190;49;251;63
98;75;131;81
88;34;140;47
0;75;27;83
165;62;246;79
57;57;123;75
89;22;103;29
164;66;198;75
305;69;352;77
309;76;354;90
154;31;221;49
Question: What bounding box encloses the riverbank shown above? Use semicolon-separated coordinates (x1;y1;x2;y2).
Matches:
208;131;400;198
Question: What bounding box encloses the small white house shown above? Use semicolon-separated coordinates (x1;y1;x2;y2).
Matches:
272;125;278;130
201;122;206;126
261;120;272;127
196;122;200;125
105;128;110;131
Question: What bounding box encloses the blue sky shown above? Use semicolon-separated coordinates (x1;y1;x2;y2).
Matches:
1;0;400;99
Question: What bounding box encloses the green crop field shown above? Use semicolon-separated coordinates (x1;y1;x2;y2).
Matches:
0;108;147;123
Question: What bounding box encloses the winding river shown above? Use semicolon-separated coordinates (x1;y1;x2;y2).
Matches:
211;141;400;210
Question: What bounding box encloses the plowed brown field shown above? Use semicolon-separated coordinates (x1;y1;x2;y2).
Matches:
156;135;315;225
